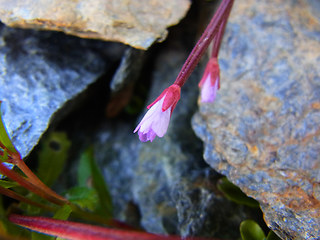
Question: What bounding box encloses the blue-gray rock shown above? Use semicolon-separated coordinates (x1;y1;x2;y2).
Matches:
0;23;125;158
192;0;320;239
106;47;146;117
110;48;145;94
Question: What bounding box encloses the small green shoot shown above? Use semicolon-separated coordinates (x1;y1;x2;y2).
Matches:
217;177;259;208
0;102;17;154
240;220;265;240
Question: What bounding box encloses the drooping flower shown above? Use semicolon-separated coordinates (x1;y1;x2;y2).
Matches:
198;58;220;103
134;84;181;142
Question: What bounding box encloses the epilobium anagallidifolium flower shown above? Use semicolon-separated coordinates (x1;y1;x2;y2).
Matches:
134;0;234;142
134;84;181;142
198;58;220;103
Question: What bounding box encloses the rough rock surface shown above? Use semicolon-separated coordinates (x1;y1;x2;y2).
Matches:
0;0;190;50
192;0;320;239
0;23;125;158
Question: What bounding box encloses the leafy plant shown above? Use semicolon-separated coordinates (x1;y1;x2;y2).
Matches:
240;220;266;240
240;220;281;240
217;177;281;240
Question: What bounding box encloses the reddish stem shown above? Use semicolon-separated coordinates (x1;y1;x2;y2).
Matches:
211;18;226;58
0;142;67;204
9;214;225;240
174;0;234;87
211;0;234;58
0;185;56;212
0;162;65;206
13;156;67;203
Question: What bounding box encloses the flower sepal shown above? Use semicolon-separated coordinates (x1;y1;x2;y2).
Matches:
198;58;220;103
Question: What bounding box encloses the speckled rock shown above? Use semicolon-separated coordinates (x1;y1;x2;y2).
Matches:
0;0;190;49
0;23;125;158
192;0;320;239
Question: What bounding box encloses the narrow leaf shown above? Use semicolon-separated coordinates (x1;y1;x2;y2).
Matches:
266;230;281;240
217;177;259;208
240;220;266;240
53;205;72;221
83;147;113;217
0;179;19;189
32;231;54;240
37;132;71;187
64;186;98;211
0;102;17;153
77;150;91;187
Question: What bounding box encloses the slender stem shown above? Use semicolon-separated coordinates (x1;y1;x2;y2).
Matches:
211;2;233;58
13;156;67;203
0;147;132;230
0;143;68;204
0;185;56;212
174;0;234;87
0;162;65;206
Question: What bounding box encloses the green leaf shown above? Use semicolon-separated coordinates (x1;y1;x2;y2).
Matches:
0;102;17;153
32;231;54;240
19;194;45;215
0;179;19;189
37;132;71;187
240;220;266;240
77;150;92;187
65;186;98;211
53;205;72;221
86;147;113;217
266;230;281;240
217;177;259;208
0;149;8;162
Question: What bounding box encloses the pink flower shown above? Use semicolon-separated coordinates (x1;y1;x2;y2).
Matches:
198;58;220;103
134;84;181;142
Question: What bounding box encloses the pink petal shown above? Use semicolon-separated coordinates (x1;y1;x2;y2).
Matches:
138;131;154;142
200;74;219;103
134;96;171;141
135;98;164;134
151;107;171;137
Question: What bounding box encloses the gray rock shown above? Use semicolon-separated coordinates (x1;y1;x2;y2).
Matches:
110;47;145;93
0;23;125;158
192;0;320;239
